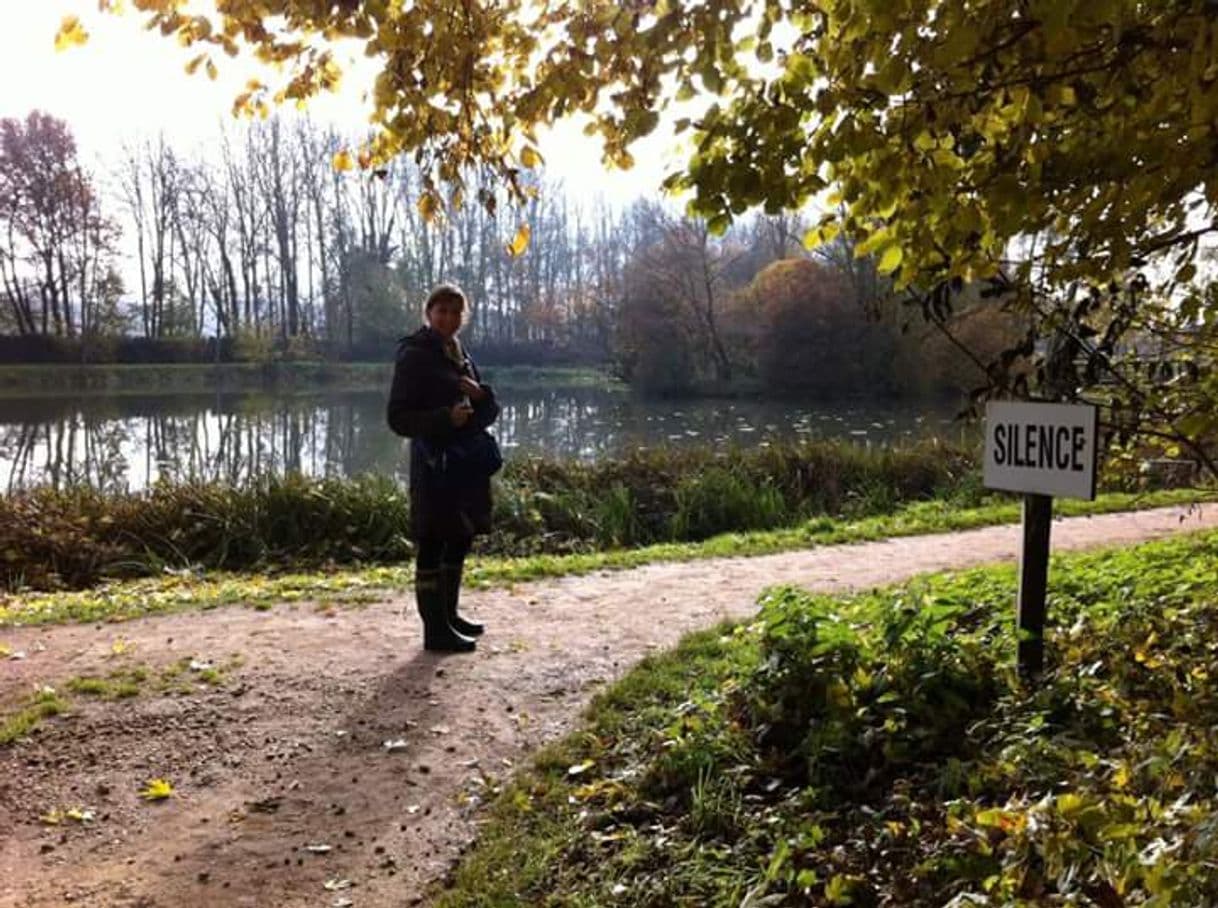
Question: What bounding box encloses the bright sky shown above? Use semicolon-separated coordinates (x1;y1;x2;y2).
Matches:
0;0;684;205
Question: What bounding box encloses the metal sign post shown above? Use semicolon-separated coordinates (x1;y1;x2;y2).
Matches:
1017;493;1053;677
984;402;1099;680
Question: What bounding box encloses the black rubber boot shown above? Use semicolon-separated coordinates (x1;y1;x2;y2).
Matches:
441;562;484;637
416;567;475;652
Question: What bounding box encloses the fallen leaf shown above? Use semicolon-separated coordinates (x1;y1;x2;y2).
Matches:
140;779;174;801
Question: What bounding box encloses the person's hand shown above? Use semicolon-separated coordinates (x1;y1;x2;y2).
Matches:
449;401;474;428
459;376;488;401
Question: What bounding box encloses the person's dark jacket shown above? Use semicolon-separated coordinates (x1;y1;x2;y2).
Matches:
387;326;499;540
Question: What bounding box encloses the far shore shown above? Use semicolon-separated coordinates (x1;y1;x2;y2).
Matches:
0;362;617;397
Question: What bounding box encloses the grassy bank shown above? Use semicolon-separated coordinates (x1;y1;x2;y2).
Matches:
438;529;1218;906
0;487;1208;627
0;440;978;592
0;362;612;396
1;431;1209;596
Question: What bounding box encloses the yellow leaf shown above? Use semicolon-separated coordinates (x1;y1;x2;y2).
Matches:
1056;792;1085;817
54;15;89;52
878;243;904;274
140;778;174;801
417;192;438;222
520;146;544;169
507;224;531;257
332;151;355;172
205;59;218;81
802;222;840;249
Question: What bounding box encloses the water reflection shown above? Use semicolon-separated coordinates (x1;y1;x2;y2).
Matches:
0;388;965;492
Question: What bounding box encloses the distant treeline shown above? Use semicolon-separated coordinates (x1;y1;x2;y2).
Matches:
1;109;1021;399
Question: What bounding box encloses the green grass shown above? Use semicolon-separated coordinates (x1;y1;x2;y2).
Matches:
0;487;1209;628
64;674;142;699
0;689;69;745
437;528;1218;906
0;656;239;745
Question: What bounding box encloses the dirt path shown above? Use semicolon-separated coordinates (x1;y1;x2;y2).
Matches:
1;504;1215;908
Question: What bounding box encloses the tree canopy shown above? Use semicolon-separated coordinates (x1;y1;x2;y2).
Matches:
71;2;1215;283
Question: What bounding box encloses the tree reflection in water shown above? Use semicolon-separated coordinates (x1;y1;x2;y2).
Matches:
0;391;411;493
0;388;957;492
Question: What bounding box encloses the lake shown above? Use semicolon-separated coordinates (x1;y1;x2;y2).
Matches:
0;382;964;492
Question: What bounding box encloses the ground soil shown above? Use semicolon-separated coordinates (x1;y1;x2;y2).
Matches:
2;504;1215;908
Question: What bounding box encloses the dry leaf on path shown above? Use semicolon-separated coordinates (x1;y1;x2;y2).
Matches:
140;779;174;801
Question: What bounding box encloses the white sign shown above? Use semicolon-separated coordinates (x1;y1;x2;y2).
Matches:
984;401;1098;500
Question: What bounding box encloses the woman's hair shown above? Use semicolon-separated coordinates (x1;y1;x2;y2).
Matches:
423;283;469;326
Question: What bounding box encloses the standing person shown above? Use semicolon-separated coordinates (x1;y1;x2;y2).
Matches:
387;284;500;653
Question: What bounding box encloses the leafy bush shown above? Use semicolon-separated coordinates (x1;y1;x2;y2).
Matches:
441;532;1218;907
491;438;975;555
0;474;413;590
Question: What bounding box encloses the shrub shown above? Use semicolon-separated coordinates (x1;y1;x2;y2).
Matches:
0;439;976;591
669;468;788;539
